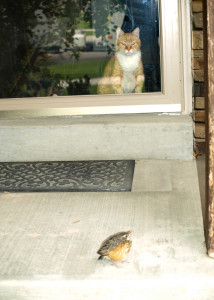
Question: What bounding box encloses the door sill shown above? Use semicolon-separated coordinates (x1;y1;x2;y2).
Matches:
0;104;181;119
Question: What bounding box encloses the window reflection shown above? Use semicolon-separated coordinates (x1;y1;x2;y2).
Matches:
0;0;160;99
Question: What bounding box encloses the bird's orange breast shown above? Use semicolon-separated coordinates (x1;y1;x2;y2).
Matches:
108;242;131;261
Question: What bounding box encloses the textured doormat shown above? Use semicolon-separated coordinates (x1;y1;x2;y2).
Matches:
0;160;135;192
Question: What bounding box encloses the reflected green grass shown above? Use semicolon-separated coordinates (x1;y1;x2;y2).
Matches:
45;60;108;79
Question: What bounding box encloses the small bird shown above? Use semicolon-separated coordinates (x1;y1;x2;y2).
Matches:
97;231;132;261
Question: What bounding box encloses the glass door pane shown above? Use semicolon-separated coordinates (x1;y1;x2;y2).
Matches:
0;0;160;99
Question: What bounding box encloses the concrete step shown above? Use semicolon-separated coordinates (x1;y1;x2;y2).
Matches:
1;279;214;300
0;160;211;300
0;114;193;162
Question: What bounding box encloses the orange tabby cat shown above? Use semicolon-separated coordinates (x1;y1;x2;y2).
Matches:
97;27;145;94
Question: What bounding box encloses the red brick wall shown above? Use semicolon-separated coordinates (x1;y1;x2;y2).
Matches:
192;0;205;154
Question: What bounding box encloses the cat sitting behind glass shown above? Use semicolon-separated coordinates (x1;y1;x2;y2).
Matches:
97;27;145;94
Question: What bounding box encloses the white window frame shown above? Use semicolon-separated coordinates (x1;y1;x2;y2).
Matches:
0;0;192;118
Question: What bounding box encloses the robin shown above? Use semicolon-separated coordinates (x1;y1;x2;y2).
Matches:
97;231;132;261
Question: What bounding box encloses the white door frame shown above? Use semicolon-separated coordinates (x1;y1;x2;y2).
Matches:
0;0;192;118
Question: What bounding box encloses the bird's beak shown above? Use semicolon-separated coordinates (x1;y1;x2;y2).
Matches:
127;230;132;238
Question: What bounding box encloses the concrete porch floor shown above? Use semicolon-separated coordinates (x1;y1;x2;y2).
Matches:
0;160;213;300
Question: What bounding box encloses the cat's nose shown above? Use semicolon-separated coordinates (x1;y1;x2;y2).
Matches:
125;49;132;54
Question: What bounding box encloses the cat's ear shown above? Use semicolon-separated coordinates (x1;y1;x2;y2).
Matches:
116;27;124;39
132;27;140;38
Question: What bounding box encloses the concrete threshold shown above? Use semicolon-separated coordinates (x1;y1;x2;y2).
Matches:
0;114;193;162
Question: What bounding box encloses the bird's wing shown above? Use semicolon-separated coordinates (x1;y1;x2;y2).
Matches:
97;237;123;256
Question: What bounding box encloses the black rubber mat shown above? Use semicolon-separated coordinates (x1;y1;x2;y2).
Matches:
0;160;135;192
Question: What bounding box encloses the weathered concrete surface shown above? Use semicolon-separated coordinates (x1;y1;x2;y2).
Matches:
132;160;172;192
0;114;193;162
0;160;213;300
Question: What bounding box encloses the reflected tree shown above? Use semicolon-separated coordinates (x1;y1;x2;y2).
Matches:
87;0;126;53
0;0;84;97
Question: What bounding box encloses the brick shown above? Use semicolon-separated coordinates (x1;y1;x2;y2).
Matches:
192;31;204;49
193;110;205;122
192;49;204;59
193;12;203;28
194;122;205;138
192;57;204;70
194;138;205;154
193;69;204;82
195;97;205;109
193;82;204;97
192;1;203;12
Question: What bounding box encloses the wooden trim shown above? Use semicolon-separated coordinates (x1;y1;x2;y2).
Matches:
204;0;214;258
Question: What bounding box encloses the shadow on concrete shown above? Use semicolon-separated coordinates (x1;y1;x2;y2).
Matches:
196;155;206;226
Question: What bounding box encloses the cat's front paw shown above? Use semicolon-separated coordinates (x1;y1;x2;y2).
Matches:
113;87;123;94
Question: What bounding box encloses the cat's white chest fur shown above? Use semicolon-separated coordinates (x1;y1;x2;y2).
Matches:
116;51;141;93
